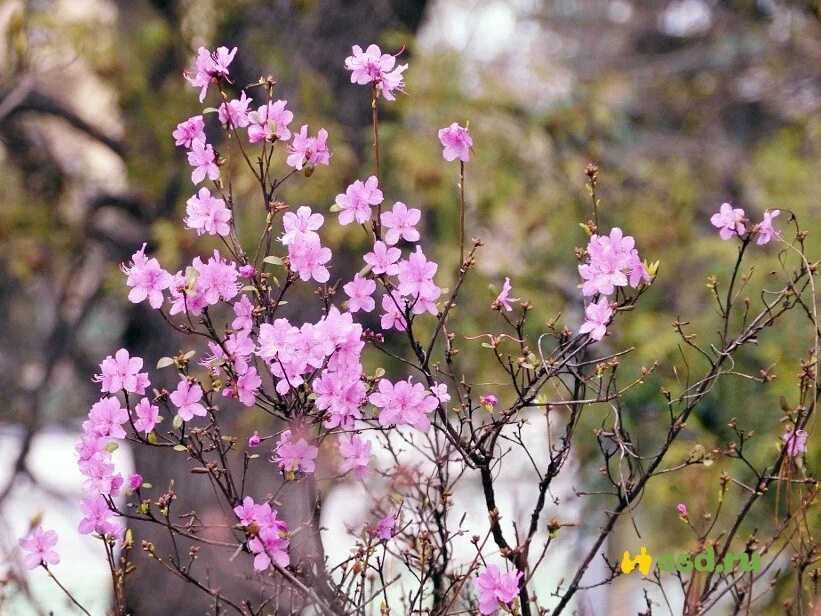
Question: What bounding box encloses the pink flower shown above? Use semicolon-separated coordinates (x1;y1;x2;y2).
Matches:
364;241;400;276
192;250;240;305
431;382;450;404
438;122;472;162
286;125;330;171
578;228;649;297
336;176;383;225
369;377;437;431
19;527;59;570
187;138;220;184
783;429;808;457
239;264;257;278
710;202;746;240
185;187;232;236
79;495;121;537
344;44;407;101
381;291;408;331
233;496;258;526
474;565;522;615
94;348;149;395
236;367;261;406
231;295;255;332
218;91;251;129
373;514;396;541
480;394;498;410
344;274;376;313
494;277;515;311
80;456;123;496
170;380;207;421
313;368;366;430
281;206;324;245
184;46;237;102
133;398;159;434
247;432;261;448
754;209;781;245
247;99;293;143
288;234;332;283
128;473;143;490
173;115;205;148
339;435;372;481
380;201;421;245
677;503;688;517
122;244;173;309
397;245;440;302
83;397;129;440
248;527;290;571
273;429;319;475
580;297;613;341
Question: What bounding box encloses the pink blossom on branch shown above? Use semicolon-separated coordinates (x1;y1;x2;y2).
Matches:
286;125;330;171
78;495;122;538
364;241;401;276
273;429;319;475
380;201;421;245
172;115;205;148
288;234;332;283
217;91;251;129
281;206;324;245
133;397;159;434
754;209;781;245
19;527;60;570
494;277;516;311
579;297;613;341
185;187;232;236
783;429;808;457
247;100;293;143
344;44;407;101
438;122;472;162
184;46;237;102
121;244;173;310
710;202;746;240
187;138;220;184
339;434;372;481
169;380;207;422
474;565;522;615
343;273;376;313
369;377;438;431
94;348;149;395
335;176;383;225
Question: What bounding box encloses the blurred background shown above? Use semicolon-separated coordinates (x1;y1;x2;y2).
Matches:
0;0;818;614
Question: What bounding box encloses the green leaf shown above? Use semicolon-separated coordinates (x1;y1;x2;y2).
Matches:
263;255;284;266
105;442;119;453
172;415;183;429
329;203;342;212
147;432;158;444
173;444;188;452
183;350;195;360
156;357;175;369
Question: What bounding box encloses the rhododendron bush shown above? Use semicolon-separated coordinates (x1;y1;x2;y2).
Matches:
14;44;818;616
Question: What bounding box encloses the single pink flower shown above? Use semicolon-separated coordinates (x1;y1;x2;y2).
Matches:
173;115;205;148
494;277;516;311
288;234;332;283
187;138;220;184
247;432;261;448
19;527;60;570
783;429;808;457
438;122;472;162
133;398;159;434
218;91;251;129
474;565;522;615
184;46;237;102
710;202;746;240
336;176;383;225
481;394;498;410
380;201;421;245
121;244;173;309
170;380;207;422
344;44;407;101
272;429;319;475
364;241;401;276
344;274;376;313
579;297;613;341
79;495;122;538
339;435;372;481
94;348;149;395
677;503;688;517
754;209;781;245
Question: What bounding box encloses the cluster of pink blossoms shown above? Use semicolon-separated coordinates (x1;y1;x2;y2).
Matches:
344;44;407;100
710;202;781;246
577;227;651;341
233;497;290;571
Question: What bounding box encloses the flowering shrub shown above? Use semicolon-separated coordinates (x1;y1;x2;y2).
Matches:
14;44;818;616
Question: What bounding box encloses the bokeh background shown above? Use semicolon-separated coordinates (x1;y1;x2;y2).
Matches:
0;0;818;614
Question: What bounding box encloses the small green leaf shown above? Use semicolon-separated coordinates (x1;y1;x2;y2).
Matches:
203;107;219;114
249;454;260;459
183;350;196;360
173;444;188;452
147;432;158;444
172;415;183;429
263;255;284;266
329;203;342;212
105;442;119;453
156;357;175;369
